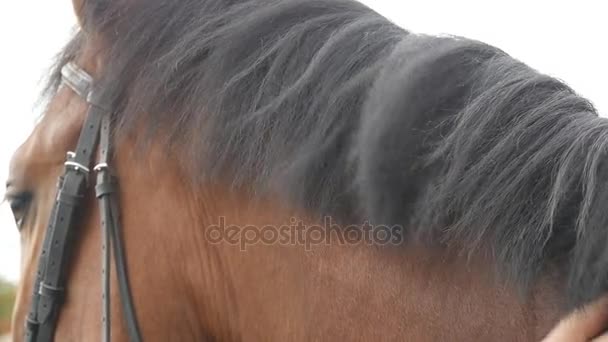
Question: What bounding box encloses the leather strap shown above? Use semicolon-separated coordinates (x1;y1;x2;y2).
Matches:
25;99;104;342
25;62;143;341
95;115;143;342
96;115;112;342
109;193;142;342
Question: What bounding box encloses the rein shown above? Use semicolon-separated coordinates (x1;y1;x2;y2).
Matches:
24;62;142;342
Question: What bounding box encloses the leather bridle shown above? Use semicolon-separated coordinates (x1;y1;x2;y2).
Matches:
24;62;143;342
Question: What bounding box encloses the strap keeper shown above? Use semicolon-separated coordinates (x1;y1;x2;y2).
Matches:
95;181;117;198
57;190;83;207
39;282;64;300
25;315;39;331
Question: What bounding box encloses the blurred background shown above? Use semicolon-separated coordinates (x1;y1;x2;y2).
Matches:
0;0;606;336
0;2;76;337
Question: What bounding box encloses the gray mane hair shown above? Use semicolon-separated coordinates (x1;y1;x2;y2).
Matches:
43;0;607;310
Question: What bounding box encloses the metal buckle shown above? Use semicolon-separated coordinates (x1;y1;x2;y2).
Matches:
64;151;90;173
64;161;90;173
94;163;109;172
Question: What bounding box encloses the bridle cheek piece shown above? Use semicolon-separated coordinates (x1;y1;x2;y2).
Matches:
24;62;142;342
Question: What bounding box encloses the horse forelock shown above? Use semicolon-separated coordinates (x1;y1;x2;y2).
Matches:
41;0;608;311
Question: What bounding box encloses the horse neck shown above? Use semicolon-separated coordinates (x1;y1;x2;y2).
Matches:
217;231;564;341
116;140;565;341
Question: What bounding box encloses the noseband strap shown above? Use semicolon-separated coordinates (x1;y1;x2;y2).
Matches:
24;62;142;342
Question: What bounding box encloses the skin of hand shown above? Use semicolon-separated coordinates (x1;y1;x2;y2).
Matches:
543;297;608;342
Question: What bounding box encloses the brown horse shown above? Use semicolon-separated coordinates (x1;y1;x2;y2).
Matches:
6;0;608;340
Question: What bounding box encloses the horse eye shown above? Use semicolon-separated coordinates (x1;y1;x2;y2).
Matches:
6;191;33;230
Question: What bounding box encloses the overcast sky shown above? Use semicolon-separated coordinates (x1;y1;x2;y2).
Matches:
0;1;606;282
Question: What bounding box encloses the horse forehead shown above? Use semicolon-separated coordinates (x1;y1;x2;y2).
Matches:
9;89;87;185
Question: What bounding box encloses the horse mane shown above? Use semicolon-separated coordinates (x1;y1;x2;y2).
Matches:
44;0;608;309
